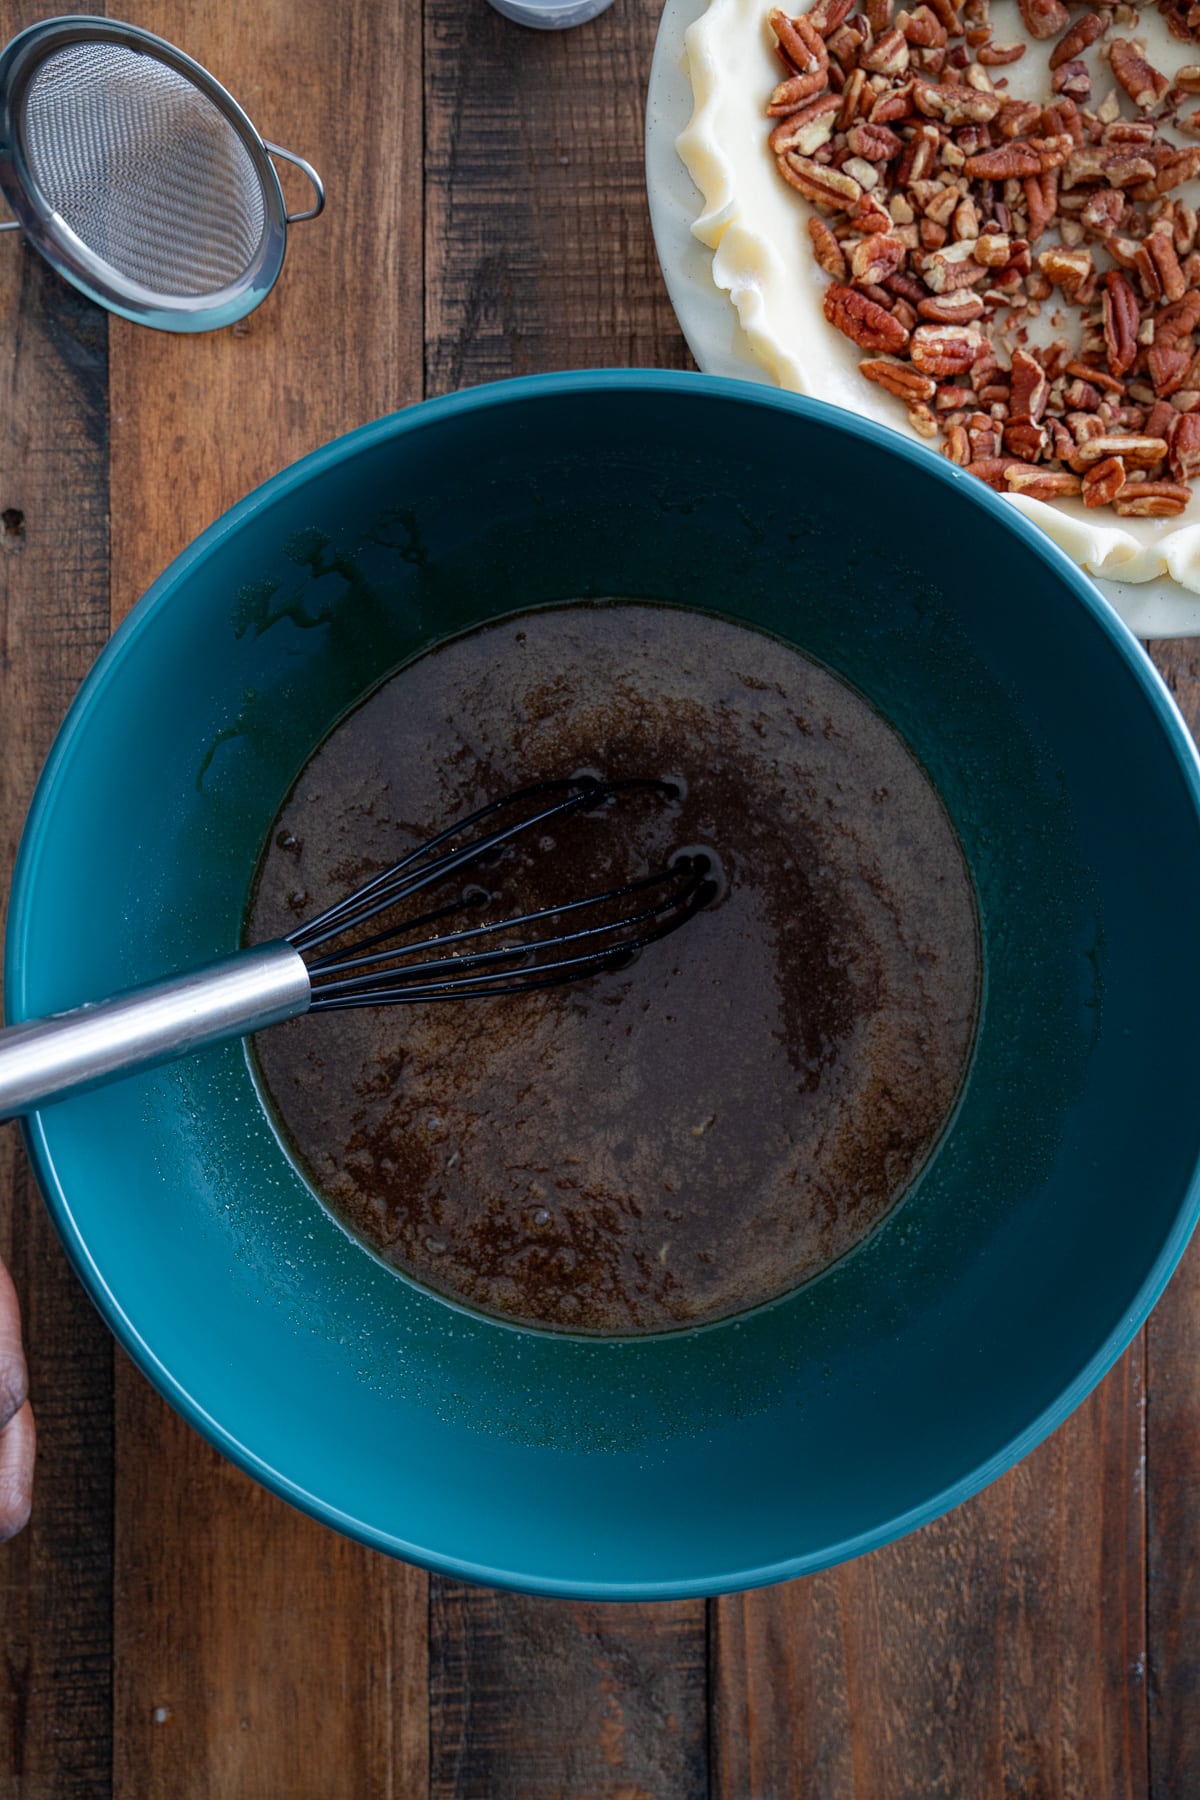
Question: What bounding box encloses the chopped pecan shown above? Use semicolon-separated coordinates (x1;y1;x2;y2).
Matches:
870;85;915;124
1102;271;1140;378
1169;413;1200;482
978;40;1025;63
1078;189;1124;236
1134;148;1200;202
922;240;989;291
902;5;948;44
1062;147;1156;190
1052;61;1090;102
858;357;937;401
1148;293;1200;396
1063;360;1125;395
1114;480;1192;517
1004;419;1049;460
1010;346;1049;420
1081;456;1126;507
966;456;1024;487
770;96;842;155
942;423;972;464
805;0;856;34
913;81;1002;124
778;154;864;209
996;99;1043;139
921;291;985;324
910;322;983;373
808;216;848;278
1048;11;1102;69
1176;64;1200;94
770;9;828;70
964;140;1042;179
866;0;894;30
824;282;911;352
1073;434;1168;469
1024;171;1059;241
1143;225;1187;304
848;231;909;283
1017;0;1068;37
1037;244;1094;300
847;121;904;160
1004;467;1083;498
1108;39;1169;112
767;70;829;114
862;28;912;74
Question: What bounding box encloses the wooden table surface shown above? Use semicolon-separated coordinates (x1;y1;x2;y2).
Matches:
1;1;1199;1795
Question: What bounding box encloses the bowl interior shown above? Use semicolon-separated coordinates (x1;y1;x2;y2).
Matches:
12;375;1200;1596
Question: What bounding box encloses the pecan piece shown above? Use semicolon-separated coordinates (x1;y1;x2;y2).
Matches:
964;140;1043;179
1134;148;1200;202
1176;64;1200;93
1017;0;1068;36
966;456;1024;488
1073;434;1169;470
824;283;911;352
767;70;829;114
858;357;937;401
922;240;989;292
1038;244;1095;301
805;0;856;35
861;27;911;73
1102;271;1140;379
913;82;1002;125
902;5;947;44
1049;11;1103;68
846;121;903;161
1108;39;1169;112
1004;420;1048;461
1052;61;1090;102
910;322;983;374
778;154;863;209
1143;225;1187;305
1078;189;1124;237
808;216;848;279
1148;293;1200;397
978;41;1025;63
1170;413;1200;482
848;231;909;284
917;290;985;322
1010;347;1049;421
1004;467;1084;499
1024;171;1059;241
770;95;842;155
1081;456;1126;507
996;99;1043;139
770;10;828;72
1114;481;1192;517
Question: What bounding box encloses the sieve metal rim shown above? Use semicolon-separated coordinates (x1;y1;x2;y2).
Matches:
0;15;321;332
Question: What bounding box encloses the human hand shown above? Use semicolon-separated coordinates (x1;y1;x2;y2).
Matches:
0;1260;33;1539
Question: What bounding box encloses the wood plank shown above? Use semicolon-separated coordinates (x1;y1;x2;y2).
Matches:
0;238;114;1791
430;1589;708;1800
423;0;691;394
1145;637;1200;1800
107;3;429;1795
422;6;706;1794
712;1352;1148;1800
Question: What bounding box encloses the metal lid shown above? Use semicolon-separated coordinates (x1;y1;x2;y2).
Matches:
0;16;324;332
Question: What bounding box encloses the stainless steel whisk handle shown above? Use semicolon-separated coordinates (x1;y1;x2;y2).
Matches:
0;942;311;1121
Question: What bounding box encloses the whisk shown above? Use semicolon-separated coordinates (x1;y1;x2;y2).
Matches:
0;777;715;1120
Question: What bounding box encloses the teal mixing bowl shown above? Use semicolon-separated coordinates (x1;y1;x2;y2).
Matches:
9;372;1200;1598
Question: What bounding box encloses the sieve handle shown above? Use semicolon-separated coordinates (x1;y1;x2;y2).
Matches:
264;143;326;224
0;941;311;1121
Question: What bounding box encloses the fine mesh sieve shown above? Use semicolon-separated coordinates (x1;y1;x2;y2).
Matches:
0;17;325;331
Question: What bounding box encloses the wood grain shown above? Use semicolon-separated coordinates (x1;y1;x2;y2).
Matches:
107;4;429;1796
430;1589;708;1800
711;1333;1148;1799
1145;639;1200;1800
0;238;114;1793
421;9;707;1795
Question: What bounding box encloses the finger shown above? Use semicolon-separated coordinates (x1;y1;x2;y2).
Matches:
0;1259;27;1431
0;1401;35;1541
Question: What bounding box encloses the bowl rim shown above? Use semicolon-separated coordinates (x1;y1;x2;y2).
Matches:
10;367;1200;1599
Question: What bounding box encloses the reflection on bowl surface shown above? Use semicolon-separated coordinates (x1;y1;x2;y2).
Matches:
10;372;1200;1597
